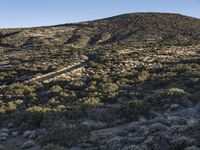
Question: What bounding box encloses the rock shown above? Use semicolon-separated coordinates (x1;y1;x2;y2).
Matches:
35;128;47;135
0;128;9;133
138;116;147;122
0;136;7;141
36;135;43;142
81;120;106;130
29;131;37;139
11;131;18;137
8;123;14;128
187;118;198;125
170;104;180;111
23;130;33;139
0;132;8;138
21;140;35;149
0;132;9;141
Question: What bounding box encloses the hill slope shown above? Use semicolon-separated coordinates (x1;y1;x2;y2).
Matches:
1;13;200;150
1;13;200;49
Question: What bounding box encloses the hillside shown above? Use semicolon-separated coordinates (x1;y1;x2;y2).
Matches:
1;13;200;49
1;13;200;150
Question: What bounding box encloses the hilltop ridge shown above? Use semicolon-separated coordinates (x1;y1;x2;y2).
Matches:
1;12;200;49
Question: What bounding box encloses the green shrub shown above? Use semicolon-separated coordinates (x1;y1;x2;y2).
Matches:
51;85;63;94
81;97;102;106
26;106;43;112
54;105;66;112
164;87;186;97
7;101;17;111
0;107;6;114
15;99;24;105
6;82;35;97
102;83;119;93
137;71;150;82
0;101;6;114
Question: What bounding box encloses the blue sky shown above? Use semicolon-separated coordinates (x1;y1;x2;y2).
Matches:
0;0;200;28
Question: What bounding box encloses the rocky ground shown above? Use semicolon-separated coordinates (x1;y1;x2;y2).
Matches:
1;102;200;150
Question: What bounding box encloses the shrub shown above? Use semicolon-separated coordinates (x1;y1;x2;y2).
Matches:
7;101;17;111
120;100;151;120
86;106;119;124
102;83;119;93
54;105;66;112
27;106;52;113
51;85;63;94
15;99;24;105
69;81;85;90
164;87;186;97
14;112;44;130
189;91;200;103
137;71;150;82
6;82;35;97
0;107;6;114
43;120;91;147
81;97;102;106
0;101;6;114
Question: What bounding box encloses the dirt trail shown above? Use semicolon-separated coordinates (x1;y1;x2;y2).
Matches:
27;62;86;83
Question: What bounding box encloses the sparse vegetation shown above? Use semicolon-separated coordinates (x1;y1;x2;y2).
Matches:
0;12;200;149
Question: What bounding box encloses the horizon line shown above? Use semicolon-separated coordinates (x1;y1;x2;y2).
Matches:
0;11;199;29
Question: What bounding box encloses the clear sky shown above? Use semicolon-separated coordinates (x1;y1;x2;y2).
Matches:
0;0;200;28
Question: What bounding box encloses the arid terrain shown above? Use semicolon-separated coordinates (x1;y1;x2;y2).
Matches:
1;13;200;150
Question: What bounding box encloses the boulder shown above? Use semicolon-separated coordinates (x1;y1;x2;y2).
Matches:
81;120;106;130
0;128;9;133
170;104;180;111
11;131;18;137
0;132;8;141
8;123;14;128
23;130;35;139
21;140;35;149
0;136;7;141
